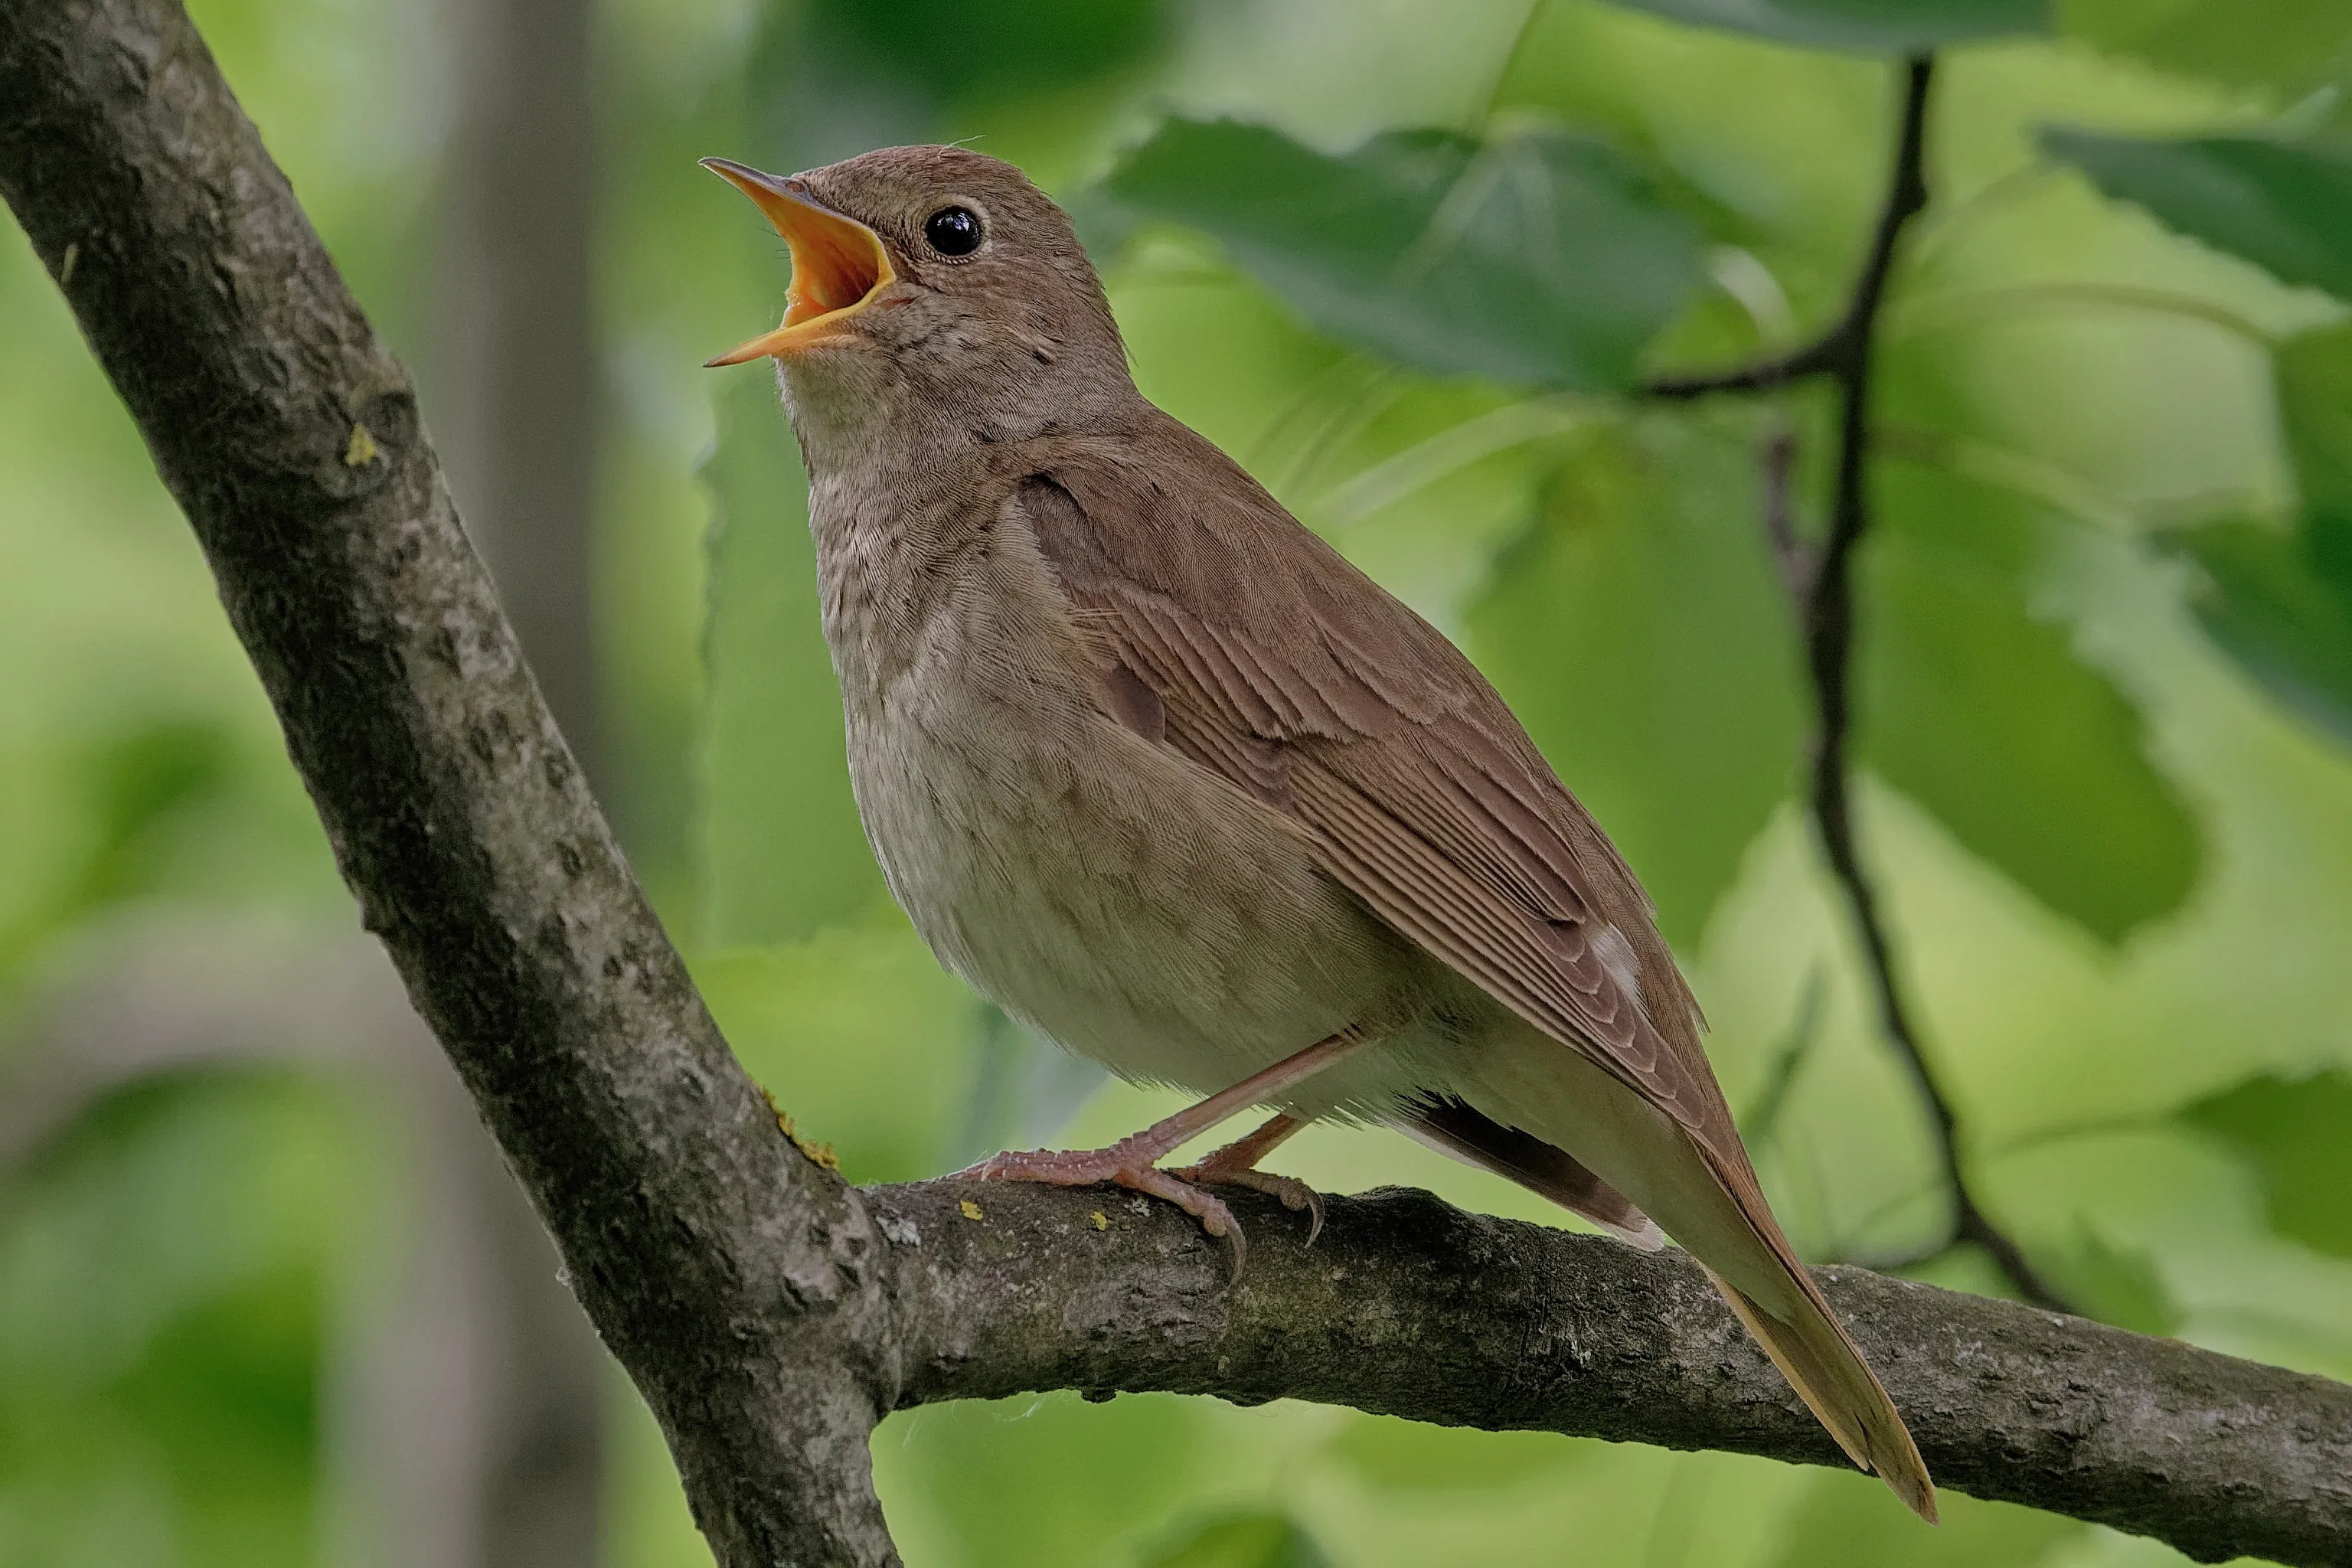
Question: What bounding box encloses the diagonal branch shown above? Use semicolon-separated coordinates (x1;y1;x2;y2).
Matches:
6;7;2347;1567
0;1;899;1560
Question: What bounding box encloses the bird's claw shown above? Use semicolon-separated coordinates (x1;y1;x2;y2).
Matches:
1171;1162;1325;1248
946;1144;1249;1277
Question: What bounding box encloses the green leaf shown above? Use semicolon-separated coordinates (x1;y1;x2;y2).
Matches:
1139;1511;1334;1568
2168;322;2352;745
2059;0;2352;96
1602;0;2043;53
2183;1070;2352;1259
1099;119;1704;393
1468;420;1805;948
802;0;1166;103
2042;127;2352;302
698;374;888;944
2174;518;2352;743
694;923;982;1184
2037;1225;2179;1336
2279;321;2352;518
1863;469;2200;943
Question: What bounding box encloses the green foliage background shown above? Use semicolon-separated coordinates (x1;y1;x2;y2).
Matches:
7;0;2352;1563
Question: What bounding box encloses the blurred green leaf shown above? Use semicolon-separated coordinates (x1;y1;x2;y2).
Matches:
1768;1468;2081;1566
113;1267;320;1567
2059;0;2352;95
2285;319;2352;514
2043;127;2352;301
698;375;888;945
875;1393;1221;1568
1602;0;2043;52
949;1004;1106;1168
2174;516;2352;743
1139;1511;1334;1568
0;720;236;982
2170;323;2352;744
1099;119;1705;392
0;1074;339;1568
2183;1070;2352;1259
747;0;1171;172
804;0;1166;104
2279;321;2352;518
1864;470;2200;942
1468;420;1804;947
2037;1224;2179;1335
77;721;234;909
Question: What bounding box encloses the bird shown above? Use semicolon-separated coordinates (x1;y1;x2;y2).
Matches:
701;142;1936;1522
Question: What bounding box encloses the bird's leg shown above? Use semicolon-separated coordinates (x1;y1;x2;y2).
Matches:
1170;1113;1327;1246
947;1029;1369;1269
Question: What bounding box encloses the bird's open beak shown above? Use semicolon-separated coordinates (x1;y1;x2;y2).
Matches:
701;158;897;366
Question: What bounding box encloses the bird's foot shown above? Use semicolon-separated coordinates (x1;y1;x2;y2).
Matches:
1167;1112;1324;1246
949;1141;1247;1273
1171;1161;1325;1247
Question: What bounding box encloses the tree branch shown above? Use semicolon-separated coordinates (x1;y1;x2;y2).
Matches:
5;6;2349;1566
884;1181;2352;1568
0;2;899;1560
1792;57;2065;1312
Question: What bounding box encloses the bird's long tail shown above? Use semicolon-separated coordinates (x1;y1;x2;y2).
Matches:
1674;1130;1936;1521
1438;1026;1936;1519
1693;1192;1938;1522
1428;1070;1936;1521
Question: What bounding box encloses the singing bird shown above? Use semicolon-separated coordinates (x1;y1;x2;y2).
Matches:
704;144;1935;1521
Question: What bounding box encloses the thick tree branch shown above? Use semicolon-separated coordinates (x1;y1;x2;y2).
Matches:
884;1181;2352;1568
5;6;2350;1566
0;2;898;1561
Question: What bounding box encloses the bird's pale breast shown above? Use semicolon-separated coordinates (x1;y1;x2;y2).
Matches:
812;474;1433;1116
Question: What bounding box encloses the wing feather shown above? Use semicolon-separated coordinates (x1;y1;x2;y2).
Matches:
1007;436;1734;1153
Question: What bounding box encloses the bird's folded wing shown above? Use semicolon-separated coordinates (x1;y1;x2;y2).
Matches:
1007;422;1739;1156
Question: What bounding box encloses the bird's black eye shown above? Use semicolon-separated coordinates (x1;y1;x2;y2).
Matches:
924;205;984;257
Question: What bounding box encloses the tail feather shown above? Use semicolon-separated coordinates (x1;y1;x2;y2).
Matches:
1442;1031;1936;1521
1690;1141;1938;1524
1701;1261;1939;1523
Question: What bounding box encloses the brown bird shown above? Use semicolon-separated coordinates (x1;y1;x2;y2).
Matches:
704;144;1936;1521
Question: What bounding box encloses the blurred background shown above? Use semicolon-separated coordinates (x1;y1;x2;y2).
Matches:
7;0;2352;1563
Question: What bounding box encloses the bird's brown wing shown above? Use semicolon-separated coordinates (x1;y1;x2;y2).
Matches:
1004;418;1935;1519
1004;416;1740;1161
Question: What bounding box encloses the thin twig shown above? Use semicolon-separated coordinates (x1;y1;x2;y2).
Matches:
1641;334;1844;400
1642;57;2063;1305
1758;421;1810;595
1786;57;2067;1312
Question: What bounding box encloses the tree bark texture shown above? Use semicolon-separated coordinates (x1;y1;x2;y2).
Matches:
0;1;902;1561
2;2;2348;1565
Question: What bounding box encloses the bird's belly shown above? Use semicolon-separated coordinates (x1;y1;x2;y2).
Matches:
844;671;1414;1108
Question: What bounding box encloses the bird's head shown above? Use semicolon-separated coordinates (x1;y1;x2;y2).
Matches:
703;145;1132;456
